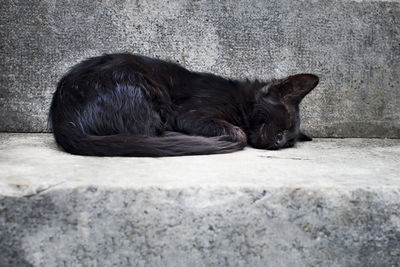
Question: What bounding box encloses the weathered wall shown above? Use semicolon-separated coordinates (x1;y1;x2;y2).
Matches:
0;0;399;137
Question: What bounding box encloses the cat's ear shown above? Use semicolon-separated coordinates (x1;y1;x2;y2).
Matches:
274;74;319;104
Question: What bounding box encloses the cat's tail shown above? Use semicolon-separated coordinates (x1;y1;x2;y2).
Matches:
56;132;246;157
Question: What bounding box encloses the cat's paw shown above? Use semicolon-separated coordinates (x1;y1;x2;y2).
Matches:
298;132;312;142
226;125;247;145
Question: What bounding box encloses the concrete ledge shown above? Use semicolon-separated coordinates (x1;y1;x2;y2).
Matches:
0;133;400;266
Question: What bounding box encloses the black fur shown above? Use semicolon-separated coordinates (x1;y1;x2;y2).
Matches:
49;53;318;156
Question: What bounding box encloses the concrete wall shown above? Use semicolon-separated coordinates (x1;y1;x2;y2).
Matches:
0;0;399;137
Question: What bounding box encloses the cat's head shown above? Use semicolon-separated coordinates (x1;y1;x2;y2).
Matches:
248;74;319;150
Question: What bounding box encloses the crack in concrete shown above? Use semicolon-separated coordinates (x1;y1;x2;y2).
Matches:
23;181;66;198
258;155;312;160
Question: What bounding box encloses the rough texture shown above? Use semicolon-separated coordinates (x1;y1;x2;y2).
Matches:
0;0;399;137
1;133;400;266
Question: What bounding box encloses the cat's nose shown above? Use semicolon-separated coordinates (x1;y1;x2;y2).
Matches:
269;139;284;150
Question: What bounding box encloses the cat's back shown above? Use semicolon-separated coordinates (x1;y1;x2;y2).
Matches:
68;53;188;80
50;53;180;136
56;53;190;99
60;53;162;86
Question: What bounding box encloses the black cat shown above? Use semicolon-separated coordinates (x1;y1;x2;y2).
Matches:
49;53;318;156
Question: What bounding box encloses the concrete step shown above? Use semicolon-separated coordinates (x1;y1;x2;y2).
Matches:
0;133;399;266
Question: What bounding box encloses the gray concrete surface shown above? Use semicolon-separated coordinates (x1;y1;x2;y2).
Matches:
1;0;399;137
1;133;400;266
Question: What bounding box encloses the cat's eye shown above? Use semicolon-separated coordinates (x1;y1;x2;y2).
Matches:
277;130;287;138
